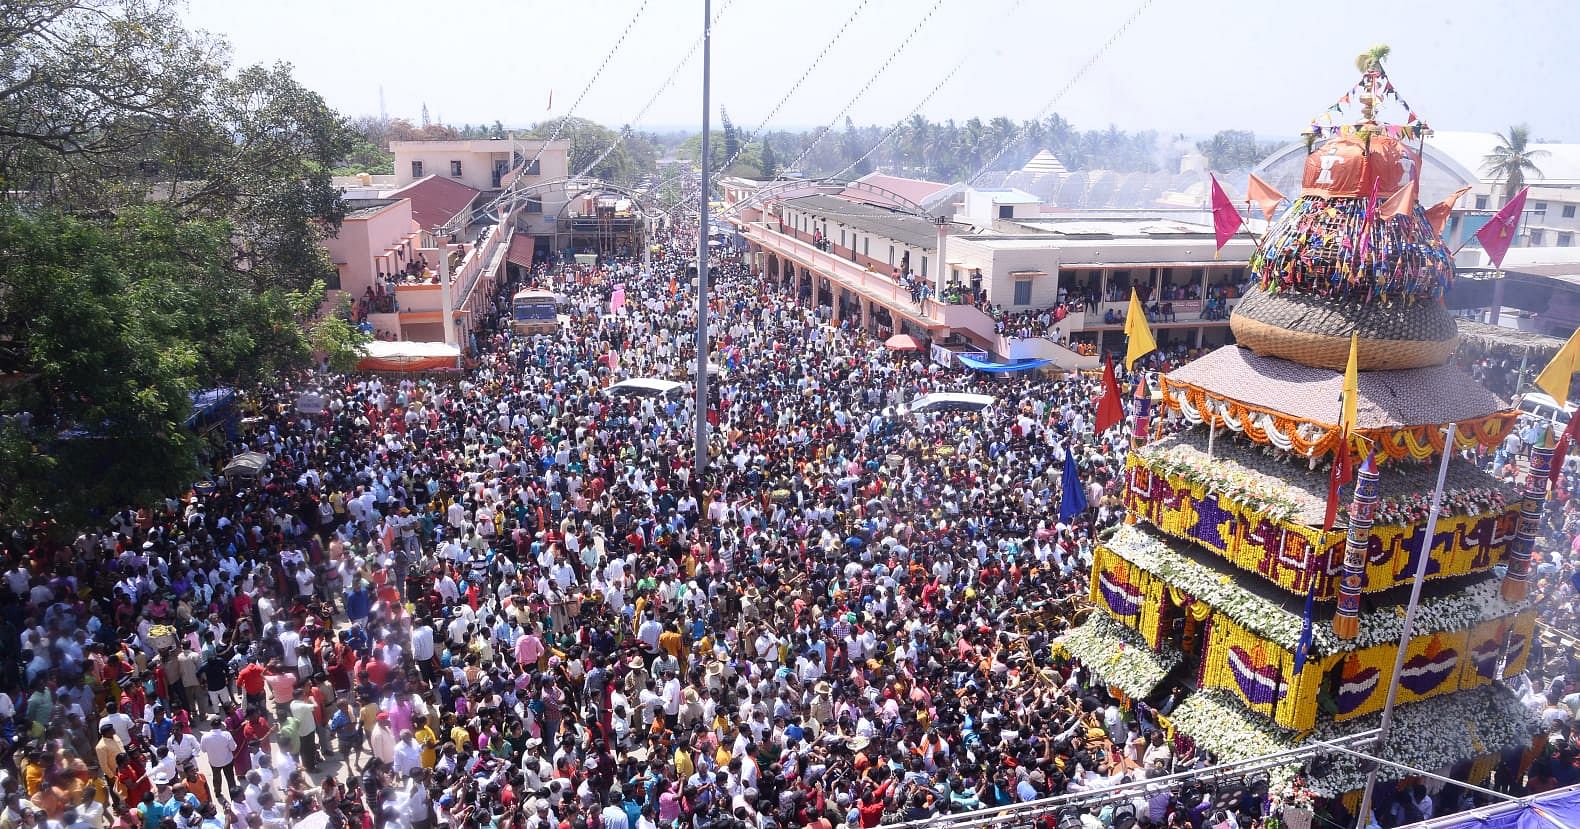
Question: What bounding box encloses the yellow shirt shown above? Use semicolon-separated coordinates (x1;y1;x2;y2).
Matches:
450;725;471;751
673;747;693;780
415;725;438;768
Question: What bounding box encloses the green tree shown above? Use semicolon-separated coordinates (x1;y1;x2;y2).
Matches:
0;1;368;524
721;108;740;167
1196;130;1281;173
759;140;780;180
1483;125;1549;203
0;206;365;524
527;117;653;184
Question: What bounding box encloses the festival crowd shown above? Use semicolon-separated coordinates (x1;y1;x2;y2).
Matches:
0;225;1577;829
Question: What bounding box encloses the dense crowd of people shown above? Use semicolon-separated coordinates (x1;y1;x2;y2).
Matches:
0;224;1577;829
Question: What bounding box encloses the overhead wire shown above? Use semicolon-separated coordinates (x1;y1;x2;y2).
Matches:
828;0;1027;185
776;0;950;181
963;0;1156;186
575;0;738;180
441;0;652;233
715;0;874;175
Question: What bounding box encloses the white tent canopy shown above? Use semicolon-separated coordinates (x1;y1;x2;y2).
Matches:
360;341;461;359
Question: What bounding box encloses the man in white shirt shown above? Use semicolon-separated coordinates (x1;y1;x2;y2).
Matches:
393;731;424;776
199;717;239;796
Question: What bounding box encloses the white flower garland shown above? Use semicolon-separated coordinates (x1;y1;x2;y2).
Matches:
1058;613;1183;700
1166;685;1538;797
1102;525;1535;655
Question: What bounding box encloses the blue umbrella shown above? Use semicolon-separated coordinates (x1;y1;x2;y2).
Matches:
1059;444;1088;523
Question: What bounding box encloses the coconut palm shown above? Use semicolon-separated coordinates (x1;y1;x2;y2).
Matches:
1354;44;1390;73
1483;125;1549;202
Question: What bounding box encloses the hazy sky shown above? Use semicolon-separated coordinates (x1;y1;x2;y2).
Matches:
184;0;1580;141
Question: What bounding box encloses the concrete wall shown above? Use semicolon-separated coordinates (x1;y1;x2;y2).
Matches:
322;200;418;297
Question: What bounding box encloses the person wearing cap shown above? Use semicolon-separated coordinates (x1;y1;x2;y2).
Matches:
369;711;396;766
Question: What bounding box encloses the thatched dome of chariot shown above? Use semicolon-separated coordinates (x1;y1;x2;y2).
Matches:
1233;78;1459;372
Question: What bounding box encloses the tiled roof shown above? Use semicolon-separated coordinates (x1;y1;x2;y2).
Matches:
385;175;480;230
841;172;950;207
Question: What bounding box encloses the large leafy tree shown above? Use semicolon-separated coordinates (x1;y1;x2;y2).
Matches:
528;116;649;185
0;207;362;525
1483;125;1549;203
0;0;366;525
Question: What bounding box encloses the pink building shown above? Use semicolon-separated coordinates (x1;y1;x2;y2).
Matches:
323;198;422;310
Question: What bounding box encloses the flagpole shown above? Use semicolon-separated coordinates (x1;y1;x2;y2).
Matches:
1354;422;1457;829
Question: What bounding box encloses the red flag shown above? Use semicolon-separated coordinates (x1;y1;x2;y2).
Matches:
1094;355;1124;434
1210;175;1243;251
1552;413;1580;487
1476;187;1530;268
1378;178;1418;221
1425;186;1472;236
1246;173;1286;222
1323;436;1354;532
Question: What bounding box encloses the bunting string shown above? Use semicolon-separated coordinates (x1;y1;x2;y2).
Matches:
1249;195;1455;305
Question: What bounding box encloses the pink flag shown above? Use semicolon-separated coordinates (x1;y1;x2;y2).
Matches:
1210;175;1243;251
1476;187;1530;269
1355;175;1381;267
610;284;626;313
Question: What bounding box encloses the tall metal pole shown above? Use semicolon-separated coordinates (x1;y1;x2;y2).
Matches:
693;0;712;472
1354;422;1456;828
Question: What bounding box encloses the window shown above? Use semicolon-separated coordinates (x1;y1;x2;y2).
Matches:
1565;205;1576;219
1560;232;1574;247
920;256;928;277
525;197;543;213
1013;279;1033;306
450;160;462;177
863;237;870;257
998;205;1014;219
839;229;846;248
411;160;423;178
1530;229;1546;245
1475;195;1489;210
888;245;895;266
1535;202;1548;213
524;160;541;176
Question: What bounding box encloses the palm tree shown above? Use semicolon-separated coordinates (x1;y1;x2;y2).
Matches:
1483;125;1549;202
1354;44;1390;73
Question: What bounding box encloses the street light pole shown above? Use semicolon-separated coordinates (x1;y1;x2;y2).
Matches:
693;0;712;473
1354;422;1456;828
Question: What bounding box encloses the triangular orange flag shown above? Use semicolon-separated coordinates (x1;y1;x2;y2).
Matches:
1246;173;1286;222
1425;186;1473;236
1378;179;1418;221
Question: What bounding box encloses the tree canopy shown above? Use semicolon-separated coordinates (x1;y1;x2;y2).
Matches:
0;0;367;525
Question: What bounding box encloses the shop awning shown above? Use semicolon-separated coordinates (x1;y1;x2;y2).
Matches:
355;340;461;372
507;234;535;268
956;354;1052;373
1405;782;1580;828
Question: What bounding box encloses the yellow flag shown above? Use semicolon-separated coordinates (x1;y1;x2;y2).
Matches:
1535;327;1580;406
1340;332;1359;431
1123;288;1156;370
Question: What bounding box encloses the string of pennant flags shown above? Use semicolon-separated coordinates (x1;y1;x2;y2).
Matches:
1307;68;1427;134
1305;123;1431;140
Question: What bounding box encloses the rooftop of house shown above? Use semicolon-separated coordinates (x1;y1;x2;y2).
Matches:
781;194;943;250
384;175;480;230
